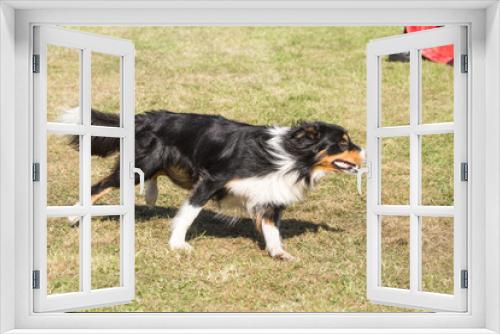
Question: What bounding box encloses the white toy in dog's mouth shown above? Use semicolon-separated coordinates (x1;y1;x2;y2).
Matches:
333;159;357;172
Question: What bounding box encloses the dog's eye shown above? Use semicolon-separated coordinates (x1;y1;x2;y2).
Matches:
338;138;349;150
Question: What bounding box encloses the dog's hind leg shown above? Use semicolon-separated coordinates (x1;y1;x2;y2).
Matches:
145;174;159;207
90;165;121;204
67;166;120;227
168;179;223;251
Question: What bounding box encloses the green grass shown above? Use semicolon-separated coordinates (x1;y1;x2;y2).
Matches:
45;26;455;312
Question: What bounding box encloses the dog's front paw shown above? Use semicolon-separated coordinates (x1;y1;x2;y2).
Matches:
169;239;193;251
268;249;296;261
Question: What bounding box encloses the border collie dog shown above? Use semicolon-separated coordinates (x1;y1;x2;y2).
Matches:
68;109;365;260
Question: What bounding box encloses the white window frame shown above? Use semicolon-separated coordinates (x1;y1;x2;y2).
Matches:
366;26;468;312
0;1;499;333
32;25;136;312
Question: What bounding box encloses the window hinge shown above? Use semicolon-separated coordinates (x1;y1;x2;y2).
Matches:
461;269;468;289
461;54;468;73
32;270;40;289
32;54;40;73
32;163;40;182
461;162;468;182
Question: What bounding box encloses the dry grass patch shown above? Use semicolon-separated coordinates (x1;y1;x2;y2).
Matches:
43;26;455;312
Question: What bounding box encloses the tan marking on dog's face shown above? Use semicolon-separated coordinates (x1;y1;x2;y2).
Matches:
313;149;364;174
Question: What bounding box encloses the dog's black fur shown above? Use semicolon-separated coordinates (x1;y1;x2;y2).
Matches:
75;109;362;206
69;109;364;259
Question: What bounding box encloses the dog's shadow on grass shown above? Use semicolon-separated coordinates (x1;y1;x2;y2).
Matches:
133;205;344;246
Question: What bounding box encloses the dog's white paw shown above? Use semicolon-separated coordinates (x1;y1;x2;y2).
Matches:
169;239;193;251
67;216;80;227
268;249;296;261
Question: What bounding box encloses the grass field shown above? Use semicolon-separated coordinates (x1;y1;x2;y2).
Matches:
45;27;455;312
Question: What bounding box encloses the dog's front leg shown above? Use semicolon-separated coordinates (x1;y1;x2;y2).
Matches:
257;206;295;261
169;179;223;251
168;201;201;251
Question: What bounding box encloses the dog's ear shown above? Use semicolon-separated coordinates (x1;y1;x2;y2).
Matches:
290;122;321;142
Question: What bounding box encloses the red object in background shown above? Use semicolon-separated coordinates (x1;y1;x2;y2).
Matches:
405;26;454;65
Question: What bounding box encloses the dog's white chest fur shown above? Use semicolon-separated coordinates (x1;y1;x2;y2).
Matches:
224;126;310;212
225;171;307;211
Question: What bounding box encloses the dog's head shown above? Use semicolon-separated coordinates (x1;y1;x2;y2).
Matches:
286;121;365;175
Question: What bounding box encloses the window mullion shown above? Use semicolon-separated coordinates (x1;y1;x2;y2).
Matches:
80;48;92;293
409;48;421;293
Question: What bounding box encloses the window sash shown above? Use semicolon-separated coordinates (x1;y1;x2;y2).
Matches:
32;25;136;312
366;26;468;312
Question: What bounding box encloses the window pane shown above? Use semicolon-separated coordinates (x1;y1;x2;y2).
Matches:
47;133;80;207
92;52;121;127
91;137;121;206
47;45;81;124
47;216;80;294
421;217;454;294
380;53;410;127
91;216;121;289
420;45;454;124
381;216;410;289
421;134;454;206
381;136;410;205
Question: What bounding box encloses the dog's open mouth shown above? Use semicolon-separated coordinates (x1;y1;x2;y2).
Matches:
333;159;358;172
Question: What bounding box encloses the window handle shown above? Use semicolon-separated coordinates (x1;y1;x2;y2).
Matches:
130;162;145;194
356;162;371;195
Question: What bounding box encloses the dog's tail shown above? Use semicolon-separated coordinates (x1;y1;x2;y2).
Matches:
62;107;121;158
